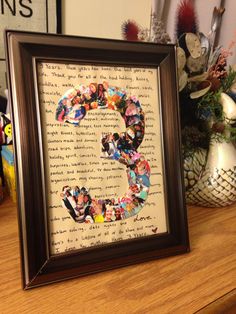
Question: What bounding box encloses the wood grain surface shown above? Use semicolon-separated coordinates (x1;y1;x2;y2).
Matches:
0;197;235;314
197;289;236;313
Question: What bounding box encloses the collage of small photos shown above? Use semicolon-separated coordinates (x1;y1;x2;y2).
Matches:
56;81;151;223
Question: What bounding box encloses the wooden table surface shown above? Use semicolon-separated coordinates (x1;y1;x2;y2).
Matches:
0;197;235;314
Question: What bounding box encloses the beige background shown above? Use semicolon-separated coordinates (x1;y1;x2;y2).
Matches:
37;62;167;254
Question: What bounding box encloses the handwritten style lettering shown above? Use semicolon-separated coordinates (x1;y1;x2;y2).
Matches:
37;63;167;254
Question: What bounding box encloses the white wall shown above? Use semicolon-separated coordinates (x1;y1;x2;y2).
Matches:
62;0;151;40
62;0;236;64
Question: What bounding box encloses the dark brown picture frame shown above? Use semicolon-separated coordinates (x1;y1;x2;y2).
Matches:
5;30;189;289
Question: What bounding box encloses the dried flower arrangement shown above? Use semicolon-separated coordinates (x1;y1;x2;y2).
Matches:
121;18;170;43
176;0;236;155
121;1;236;155
176;1;236;207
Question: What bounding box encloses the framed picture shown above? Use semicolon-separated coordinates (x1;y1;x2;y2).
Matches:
0;0;61;96
5;30;189;289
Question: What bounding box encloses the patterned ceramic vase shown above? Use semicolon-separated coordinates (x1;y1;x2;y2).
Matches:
184;139;236;207
184;92;236;207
